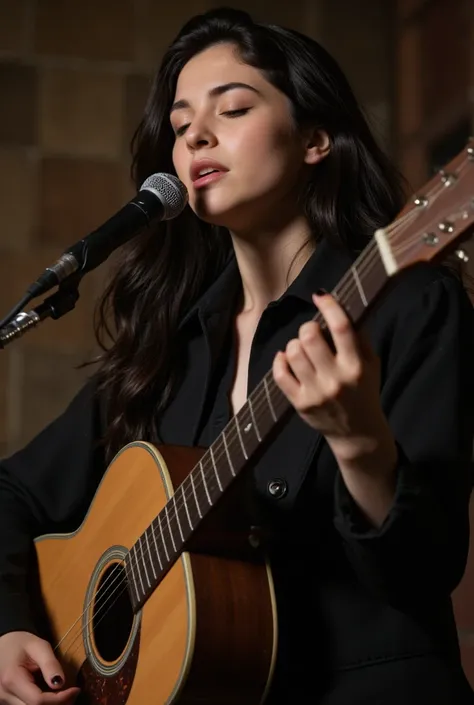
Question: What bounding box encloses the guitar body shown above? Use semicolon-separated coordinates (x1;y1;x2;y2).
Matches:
25;139;474;705
33;442;278;704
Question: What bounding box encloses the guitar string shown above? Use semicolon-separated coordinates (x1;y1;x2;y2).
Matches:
55;382;293;662
55;173;453;660
54;204;428;661
55;167;463;661
59;175;470;650
386;196;474;260
55;158;470;660
402;195;473;255
51;234;385;655
55;235;387;660
390;159;472;259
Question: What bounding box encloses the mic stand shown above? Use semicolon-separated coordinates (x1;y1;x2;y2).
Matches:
0;276;81;349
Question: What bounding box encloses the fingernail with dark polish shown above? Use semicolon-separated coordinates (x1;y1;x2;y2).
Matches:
315;288;326;297
51;675;63;687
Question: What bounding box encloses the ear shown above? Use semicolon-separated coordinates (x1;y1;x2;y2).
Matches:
303;129;330;165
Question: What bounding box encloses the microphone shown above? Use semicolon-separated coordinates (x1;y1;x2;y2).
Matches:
28;172;188;299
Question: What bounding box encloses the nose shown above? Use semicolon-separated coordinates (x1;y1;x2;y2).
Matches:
185;117;217;152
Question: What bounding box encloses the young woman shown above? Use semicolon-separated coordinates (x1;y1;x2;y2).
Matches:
0;7;473;704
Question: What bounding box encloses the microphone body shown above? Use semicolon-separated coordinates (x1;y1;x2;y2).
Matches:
29;173;187;298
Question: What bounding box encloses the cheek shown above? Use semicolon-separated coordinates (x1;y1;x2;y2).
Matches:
172;143;188;184
239;120;300;174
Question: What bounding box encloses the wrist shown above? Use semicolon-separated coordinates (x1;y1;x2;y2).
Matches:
327;424;398;477
330;431;399;528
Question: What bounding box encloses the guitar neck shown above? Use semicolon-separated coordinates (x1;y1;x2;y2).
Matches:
199;238;389;496
125;237;390;610
121;136;474;610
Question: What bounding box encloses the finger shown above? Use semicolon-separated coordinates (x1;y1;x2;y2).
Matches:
2;663;48;703
298;320;335;376
42;687;80;704
284;339;316;386
273;351;300;402
312;293;360;364
24;640;65;693
0;692;26;705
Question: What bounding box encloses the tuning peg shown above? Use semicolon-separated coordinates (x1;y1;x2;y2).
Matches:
440;170;457;186
438;221;455;233
455;249;469;262
414;195;428;207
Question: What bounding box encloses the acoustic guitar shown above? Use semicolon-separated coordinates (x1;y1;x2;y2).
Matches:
33;140;474;704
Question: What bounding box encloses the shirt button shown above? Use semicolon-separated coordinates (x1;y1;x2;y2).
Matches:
267;478;288;499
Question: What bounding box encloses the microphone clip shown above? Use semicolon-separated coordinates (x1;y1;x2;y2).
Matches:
0;276;82;349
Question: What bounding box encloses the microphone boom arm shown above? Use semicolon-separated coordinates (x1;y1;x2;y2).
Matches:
0;276;81;349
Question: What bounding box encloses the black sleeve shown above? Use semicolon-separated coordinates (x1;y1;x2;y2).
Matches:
0;378;105;637
333;273;474;604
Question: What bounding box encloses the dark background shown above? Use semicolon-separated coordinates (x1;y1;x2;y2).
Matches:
0;0;473;684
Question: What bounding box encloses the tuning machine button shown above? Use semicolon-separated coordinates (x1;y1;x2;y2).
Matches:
455;249;469;262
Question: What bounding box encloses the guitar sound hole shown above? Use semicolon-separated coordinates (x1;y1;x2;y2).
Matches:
92;562;134;664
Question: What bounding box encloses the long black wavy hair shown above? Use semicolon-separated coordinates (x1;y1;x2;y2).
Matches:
94;6;406;461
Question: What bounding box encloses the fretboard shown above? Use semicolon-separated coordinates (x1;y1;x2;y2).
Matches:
125;238;389;610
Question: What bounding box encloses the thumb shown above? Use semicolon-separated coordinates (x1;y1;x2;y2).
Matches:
25;638;65;690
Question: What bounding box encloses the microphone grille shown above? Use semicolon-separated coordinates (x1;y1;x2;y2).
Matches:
140;173;188;220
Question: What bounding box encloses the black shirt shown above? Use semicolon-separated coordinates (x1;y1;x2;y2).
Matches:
1;238;474;703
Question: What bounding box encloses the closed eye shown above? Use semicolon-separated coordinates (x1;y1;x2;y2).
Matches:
221;108;251;117
174;108;250;138
175;123;190;137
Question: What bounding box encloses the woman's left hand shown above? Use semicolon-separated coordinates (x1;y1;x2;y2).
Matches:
273;292;396;468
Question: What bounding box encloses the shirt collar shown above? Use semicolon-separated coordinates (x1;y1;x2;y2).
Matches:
178;252;240;331
281;237;355;304
178;237;355;330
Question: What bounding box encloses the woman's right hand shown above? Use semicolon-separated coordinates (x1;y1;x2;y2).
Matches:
0;632;80;704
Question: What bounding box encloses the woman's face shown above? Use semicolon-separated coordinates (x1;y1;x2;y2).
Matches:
171;43;322;233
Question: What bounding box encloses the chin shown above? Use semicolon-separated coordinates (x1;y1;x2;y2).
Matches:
191;197;243;229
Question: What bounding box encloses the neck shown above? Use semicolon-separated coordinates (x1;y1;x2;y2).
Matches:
230;214;315;316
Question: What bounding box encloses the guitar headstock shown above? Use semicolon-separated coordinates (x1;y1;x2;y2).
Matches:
376;139;474;275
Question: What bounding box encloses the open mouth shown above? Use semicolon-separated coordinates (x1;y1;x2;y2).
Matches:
193;170;227;188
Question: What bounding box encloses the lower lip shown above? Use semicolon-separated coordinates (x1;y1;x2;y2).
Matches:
193;171;227;189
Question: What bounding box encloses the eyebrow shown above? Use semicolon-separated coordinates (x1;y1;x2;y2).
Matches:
170;82;261;114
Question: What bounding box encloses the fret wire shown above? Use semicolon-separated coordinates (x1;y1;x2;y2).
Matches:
150;518;163;571
125;553;140;603
190;472;203;519
351;264;368;307
139;534;151;589
209;444;223;492
133;369;287;596
266;378;291;417
200;458;219;500
144;530;157;581
234;415;248;459
216;436;238;481
199;460;213;505
240;402;260;449
181;482;194;530
248;397;262;441
265;376;286;411
133;542;146;597
251;381;279;434
129;239;389;607
222;428;236;476
263;375;278;422
216;435;238;485
158;510;170;562
165;504;177;553
173;494;185;543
